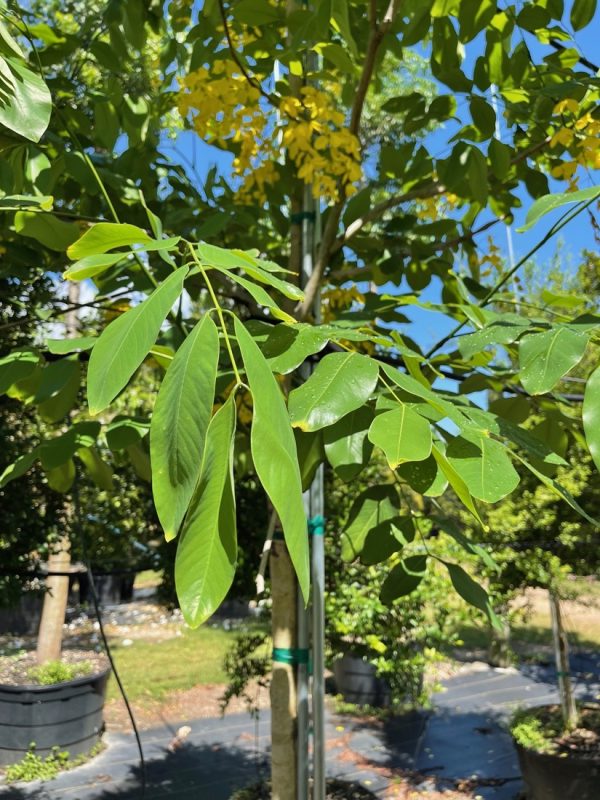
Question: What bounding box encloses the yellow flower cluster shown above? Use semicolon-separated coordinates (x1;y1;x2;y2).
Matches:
280;87;362;201
178;61;263;165
321;285;365;324
415;192;459;221
177;66;362;204
550;97;600;190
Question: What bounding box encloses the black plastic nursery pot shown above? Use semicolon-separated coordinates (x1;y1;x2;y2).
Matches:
332;653;391;707
514;739;600;800
0;667;110;766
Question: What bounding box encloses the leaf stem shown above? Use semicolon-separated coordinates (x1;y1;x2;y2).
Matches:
424;193;600;359
187;244;242;385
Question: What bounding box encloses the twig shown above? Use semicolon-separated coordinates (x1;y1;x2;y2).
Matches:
256;509;278;595
217;0;278;106
296;0;400;319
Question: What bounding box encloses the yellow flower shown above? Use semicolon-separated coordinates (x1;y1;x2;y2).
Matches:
553;98;579;115
550;127;575;148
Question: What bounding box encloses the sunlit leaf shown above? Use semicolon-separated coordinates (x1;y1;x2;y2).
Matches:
175;397;237;627
151;315;219;540
87;268;187;414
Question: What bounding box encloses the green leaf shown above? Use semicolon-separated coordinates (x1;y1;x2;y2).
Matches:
37;359;81;423
39;422;100;471
175;396;237;627
396;453;448;496
323;405;374;481
458;0;497;41
518;186;600;232
295;429;325;492
200;246;304;301
361;517;415;566
583;365;600;472
432;444;484;525
63;253;128;281
446;434;519;503
0;449;38;488
45;459;76;493
444;562;500;628
571;0;596;29
14;212;79;251
106;417;149;450
0;194;53;211
127;441;152;481
235;318;309;600
513;451;600;526
459;316;530;358
151;315;219;541
0;55;51;142
341;485;400;561
289;352;379;432
207;264;295;323
0;349;39;394
433;516;498;572
380;556;428;604
262;323;330;374
519;326;588;394
77;446;114;491
368;405;432;470
46;337;96;354
462;406;566;466
234;0;282;25
331;0;358;55
87;268;187;414
67;222;154;259
470;95;496;138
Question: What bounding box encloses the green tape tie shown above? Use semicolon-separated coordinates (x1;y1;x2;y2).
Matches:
556;670;571;677
273;647;310;665
290;211;316;224
308;515;325;536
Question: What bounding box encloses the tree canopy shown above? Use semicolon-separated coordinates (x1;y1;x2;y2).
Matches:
1;0;599;629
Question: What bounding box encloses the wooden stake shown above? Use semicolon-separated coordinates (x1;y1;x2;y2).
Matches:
549;589;578;730
270;539;298;800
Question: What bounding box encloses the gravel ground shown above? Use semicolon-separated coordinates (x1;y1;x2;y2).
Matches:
0;649;109;686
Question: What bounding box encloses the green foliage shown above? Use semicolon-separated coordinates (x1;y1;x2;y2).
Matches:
1;0;599;631
175;397;237;627
87;267;188;415
151;315;219;540
510;708;562;753
221;629;271;716
5;742;104;783
26;659;92;686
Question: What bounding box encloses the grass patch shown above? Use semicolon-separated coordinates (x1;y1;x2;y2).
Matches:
106;625;238;702
133;569;163;589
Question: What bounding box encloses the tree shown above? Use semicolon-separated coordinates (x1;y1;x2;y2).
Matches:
1;1;600;798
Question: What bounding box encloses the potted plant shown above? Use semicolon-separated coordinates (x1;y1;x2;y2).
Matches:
509;589;600;800
0;287;111;769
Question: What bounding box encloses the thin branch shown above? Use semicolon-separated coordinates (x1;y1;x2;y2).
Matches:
256;509;278;596
549;38;599;73
333;181;445;253
297;0;400;319
217;0;278;106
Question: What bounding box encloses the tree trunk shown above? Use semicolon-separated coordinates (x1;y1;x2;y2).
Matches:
549;590;578;730
36;283;79;665
270;539;298;800
36;534;72;664
488;605;512;668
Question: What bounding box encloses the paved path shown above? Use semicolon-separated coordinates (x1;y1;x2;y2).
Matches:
2;656;599;799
